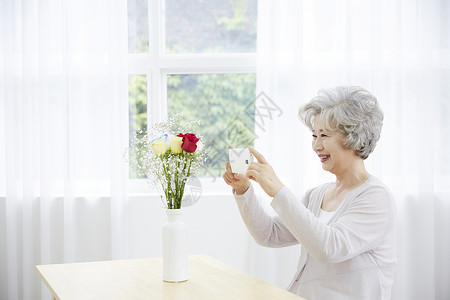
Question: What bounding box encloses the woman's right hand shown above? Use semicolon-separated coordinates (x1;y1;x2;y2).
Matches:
223;161;251;195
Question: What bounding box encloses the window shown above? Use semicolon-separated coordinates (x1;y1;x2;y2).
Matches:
165;0;257;54
127;0;258;185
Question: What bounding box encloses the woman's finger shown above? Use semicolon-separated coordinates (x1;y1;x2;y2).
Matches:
226;170;237;181
246;169;260;182
224;174;234;183
225;161;233;173
248;161;263;171
223;164;236;182
222;172;230;183
248;146;268;164
234;173;247;180
223;171;237;184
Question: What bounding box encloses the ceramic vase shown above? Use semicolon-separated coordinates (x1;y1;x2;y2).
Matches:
162;208;188;282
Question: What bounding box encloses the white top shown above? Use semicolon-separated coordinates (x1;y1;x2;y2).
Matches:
234;176;396;300
318;208;336;224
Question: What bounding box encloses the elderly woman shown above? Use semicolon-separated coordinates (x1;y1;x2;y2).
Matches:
223;86;396;300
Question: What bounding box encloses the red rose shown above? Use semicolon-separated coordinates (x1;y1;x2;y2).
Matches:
177;133;199;153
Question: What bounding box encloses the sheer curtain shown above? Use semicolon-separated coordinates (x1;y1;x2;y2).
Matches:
0;0;129;299
254;0;450;299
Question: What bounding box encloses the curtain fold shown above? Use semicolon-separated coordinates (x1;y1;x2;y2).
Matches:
0;0;129;299
255;0;450;298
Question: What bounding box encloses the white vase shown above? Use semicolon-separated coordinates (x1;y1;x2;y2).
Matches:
162;208;188;282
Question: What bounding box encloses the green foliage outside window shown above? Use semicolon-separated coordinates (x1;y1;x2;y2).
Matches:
167;74;256;178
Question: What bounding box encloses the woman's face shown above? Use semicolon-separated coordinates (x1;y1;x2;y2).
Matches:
311;115;358;175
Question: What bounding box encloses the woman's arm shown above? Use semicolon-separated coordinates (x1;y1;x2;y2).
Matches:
234;184;299;248
271;184;395;263
223;153;298;248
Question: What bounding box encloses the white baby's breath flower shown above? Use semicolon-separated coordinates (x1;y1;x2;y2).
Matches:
126;114;208;209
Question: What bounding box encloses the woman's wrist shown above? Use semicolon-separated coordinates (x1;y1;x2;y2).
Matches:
235;183;251;195
272;184;285;197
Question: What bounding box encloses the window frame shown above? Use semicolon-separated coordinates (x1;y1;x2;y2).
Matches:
127;0;257;194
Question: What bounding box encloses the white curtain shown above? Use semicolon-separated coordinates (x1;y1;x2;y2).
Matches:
0;0;129;299
254;0;450;299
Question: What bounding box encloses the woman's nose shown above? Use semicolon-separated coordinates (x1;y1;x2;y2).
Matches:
312;138;323;151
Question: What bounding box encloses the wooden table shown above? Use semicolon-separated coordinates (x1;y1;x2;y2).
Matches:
36;255;305;300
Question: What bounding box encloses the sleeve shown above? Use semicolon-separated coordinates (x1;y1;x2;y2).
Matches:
271;185;395;263
233;184;299;248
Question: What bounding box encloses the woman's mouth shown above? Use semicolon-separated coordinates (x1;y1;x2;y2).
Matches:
318;155;330;163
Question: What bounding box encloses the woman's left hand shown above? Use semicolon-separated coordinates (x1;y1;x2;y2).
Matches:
246;147;285;197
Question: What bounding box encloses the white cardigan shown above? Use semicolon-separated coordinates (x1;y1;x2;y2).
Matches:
234;176;396;300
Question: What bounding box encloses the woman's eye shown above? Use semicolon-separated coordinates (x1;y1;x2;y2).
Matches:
320;134;328;137
312;135;317;138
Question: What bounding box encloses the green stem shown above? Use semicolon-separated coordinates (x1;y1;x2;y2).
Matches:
160;154;172;209
178;154;193;203
174;154;182;208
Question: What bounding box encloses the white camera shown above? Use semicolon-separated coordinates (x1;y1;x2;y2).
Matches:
228;148;253;174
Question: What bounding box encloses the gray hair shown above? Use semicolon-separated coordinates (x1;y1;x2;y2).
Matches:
299;86;383;160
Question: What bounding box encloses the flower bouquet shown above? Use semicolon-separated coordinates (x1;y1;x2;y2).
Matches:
128;114;208;209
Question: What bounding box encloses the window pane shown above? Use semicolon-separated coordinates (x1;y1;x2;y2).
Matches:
128;0;149;53
165;0;257;53
129;75;148;178
167;73;256;178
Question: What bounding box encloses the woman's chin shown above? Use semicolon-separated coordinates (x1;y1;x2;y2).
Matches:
321;163;332;172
